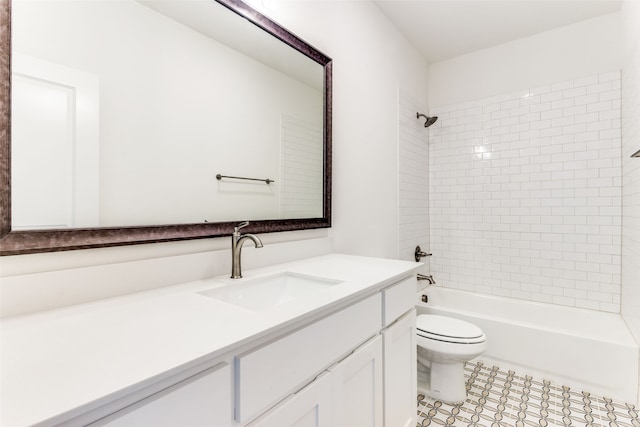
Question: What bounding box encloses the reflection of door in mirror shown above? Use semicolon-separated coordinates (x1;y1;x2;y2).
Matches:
11;54;100;230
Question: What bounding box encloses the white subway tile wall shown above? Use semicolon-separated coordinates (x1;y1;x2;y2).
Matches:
429;72;622;312
621;35;640;335
280;115;324;219
398;90;430;264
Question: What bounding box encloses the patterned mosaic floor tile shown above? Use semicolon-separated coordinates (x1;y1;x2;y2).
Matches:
416;361;640;427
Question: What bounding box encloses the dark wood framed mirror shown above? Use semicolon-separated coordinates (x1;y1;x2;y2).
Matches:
0;0;332;256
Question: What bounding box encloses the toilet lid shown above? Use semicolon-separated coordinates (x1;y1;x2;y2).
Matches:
417;314;486;344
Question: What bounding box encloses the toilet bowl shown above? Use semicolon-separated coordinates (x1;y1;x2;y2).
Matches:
416;314;487;403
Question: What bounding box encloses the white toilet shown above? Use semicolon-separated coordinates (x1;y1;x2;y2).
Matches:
416;314;487;403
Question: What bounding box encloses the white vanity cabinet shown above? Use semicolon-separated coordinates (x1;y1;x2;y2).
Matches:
381;277;417;427
237;276;416;427
11;266;418;427
88;363;232;427
234;294;382;424
250;335;384;427
1;255;422;427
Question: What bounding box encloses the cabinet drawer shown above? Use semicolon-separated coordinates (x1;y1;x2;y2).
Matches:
382;276;416;326
89;363;231;427
235;294;381;423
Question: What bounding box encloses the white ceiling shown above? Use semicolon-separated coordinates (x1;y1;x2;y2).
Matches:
374;0;622;64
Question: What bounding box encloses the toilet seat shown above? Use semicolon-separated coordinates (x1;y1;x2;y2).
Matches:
417;314;486;344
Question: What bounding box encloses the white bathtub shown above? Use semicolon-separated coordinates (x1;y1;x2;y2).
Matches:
416;287;639;403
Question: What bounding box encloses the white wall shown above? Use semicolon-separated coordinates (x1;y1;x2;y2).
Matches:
620;0;640;404
267;0;429;258
428;13;621;107
398;89;430;269
0;1;429;317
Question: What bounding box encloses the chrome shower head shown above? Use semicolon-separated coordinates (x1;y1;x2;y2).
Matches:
416;112;438;128
425;116;438;127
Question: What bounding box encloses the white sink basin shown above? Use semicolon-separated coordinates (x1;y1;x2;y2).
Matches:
198;272;343;311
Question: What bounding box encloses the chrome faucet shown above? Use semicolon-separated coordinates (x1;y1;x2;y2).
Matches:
231;221;263;279
417;274;436;285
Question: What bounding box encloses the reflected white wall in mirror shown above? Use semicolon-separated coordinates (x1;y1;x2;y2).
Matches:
11;0;324;229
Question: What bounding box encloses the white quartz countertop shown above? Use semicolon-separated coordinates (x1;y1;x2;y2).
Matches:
1;254;419;427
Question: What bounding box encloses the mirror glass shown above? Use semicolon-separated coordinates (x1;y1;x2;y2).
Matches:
11;0;324;229
0;0;331;255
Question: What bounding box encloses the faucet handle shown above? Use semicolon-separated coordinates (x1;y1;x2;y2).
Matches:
234;221;250;232
414;245;432;262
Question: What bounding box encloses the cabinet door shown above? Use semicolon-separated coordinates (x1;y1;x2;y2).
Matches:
329;335;383;427
90;363;231;427
383;309;416;427
249;372;332;427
